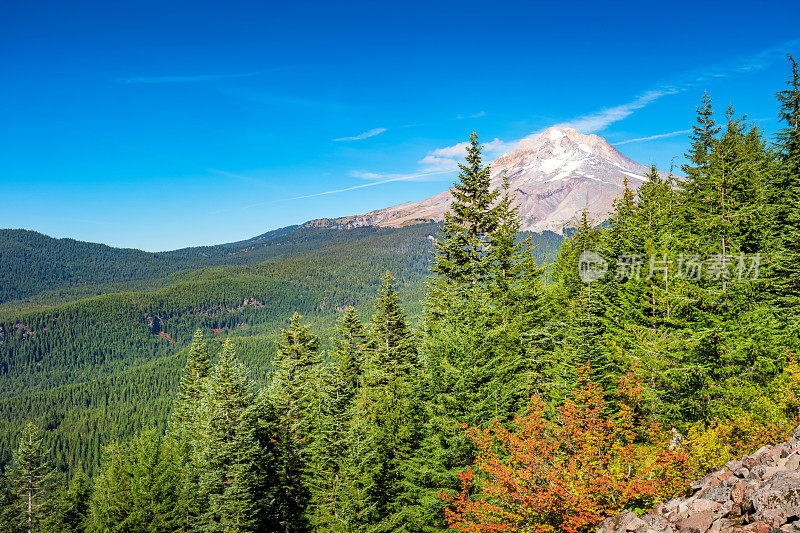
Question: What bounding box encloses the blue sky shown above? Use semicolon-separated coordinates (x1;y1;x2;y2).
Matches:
2;0;799;251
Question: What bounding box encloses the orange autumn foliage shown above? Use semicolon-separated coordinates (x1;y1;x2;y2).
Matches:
442;369;690;533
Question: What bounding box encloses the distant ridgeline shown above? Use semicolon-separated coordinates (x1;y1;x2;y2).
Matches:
0;221;563;474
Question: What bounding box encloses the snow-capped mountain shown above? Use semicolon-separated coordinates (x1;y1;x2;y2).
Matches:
327;126;668;234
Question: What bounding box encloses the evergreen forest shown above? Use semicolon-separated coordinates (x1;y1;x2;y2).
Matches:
1;56;799;533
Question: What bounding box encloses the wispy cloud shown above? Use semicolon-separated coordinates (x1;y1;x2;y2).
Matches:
333;127;387;142
417;138;513;172
418;90;678;171
416;40;800;173
289;170;452;200
457;111;487;119
615;129;692;145
282;40;800;202
117;72;259;84
554;90;678;134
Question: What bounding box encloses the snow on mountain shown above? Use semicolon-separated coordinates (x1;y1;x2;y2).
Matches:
328;126;669;234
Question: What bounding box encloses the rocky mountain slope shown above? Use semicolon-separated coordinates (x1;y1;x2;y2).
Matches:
599;426;800;533
331;126;671;233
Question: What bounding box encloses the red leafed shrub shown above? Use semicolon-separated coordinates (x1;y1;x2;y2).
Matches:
442;369;690;533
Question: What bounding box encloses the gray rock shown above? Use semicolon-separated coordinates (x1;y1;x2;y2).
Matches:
726;459;744;472
679;511;715;533
692;470;728;492
736;468;751;479
750;470;800;527
717;500;733;517
749;466;782;482
785;453;800;471
753;445;772;457
709;518;739;533
699;486;732;503
741;521;771;533
731;480;746;504
641;514;673;533
678;498;721;518
598;510;647;533
743;456;764;470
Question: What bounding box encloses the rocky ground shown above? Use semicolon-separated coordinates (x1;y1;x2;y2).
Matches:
598;426;800;533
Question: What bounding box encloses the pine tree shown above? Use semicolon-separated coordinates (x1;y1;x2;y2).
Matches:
771;55;800;312
368;273;417;378
168;330;212;531
551;208;601;299
41;470;91;533
87;442;133;533
682;92;721;186
6;423;55;533
335;307;367;395
127;430;182;532
345;273;422;531
171;330;212;437
84;432;180;533
431;131;499;288
680;93;722;254
307;308;366;530
485;174;548;415
0;473;20;533
196;340;262;532
269;313;322;532
488;174;525;310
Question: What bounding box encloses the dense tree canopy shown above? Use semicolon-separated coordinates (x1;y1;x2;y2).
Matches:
2;57;800;533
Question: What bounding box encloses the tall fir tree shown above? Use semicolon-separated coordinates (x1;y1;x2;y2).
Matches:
344;273;422;532
269;313;322;532
196;340;263;533
168;330;212;532
0;473;19;533
41;470;91;533
770;55;800;312
430;131;499;291
126;430;182;532
86;442;133;533
307;309;366;531
6;423;55;533
335;307;367;395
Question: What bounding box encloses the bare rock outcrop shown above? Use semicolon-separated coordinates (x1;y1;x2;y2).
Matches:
598;426;800;533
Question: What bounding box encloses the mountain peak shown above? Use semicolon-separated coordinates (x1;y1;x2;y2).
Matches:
508;126;603;157
332;129;675;234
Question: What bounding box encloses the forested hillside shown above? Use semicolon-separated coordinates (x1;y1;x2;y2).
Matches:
0;224;457;307
0;211;565;482
0;223;439;473
1;57;799;533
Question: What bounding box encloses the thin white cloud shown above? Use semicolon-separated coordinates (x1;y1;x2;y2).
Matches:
554;90;678;134
418;138;512;171
615;129;692;145
350;169;449;182
118;72;258;84
417;90;677;171
415;40;800;173
290;170;452;199
287;40;800;202
471;111;487;118
333;127;387;142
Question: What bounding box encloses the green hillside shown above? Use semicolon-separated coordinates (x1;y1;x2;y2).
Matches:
0;220;566;475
